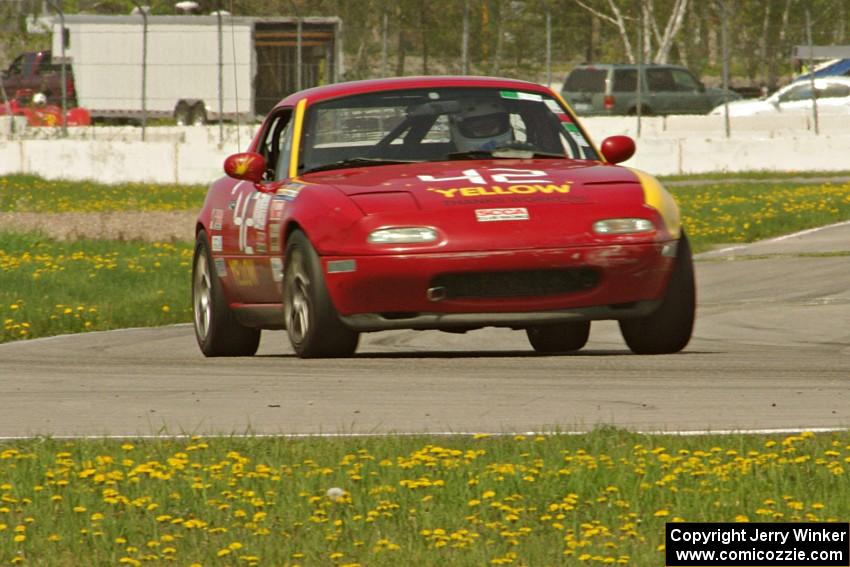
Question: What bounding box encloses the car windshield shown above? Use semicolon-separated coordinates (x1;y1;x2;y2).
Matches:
300;87;598;174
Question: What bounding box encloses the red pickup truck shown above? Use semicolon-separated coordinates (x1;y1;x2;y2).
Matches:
1;50;76;107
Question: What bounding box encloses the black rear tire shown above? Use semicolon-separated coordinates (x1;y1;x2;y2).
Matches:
526;321;591;353
174;103;191;126
190;103;207;125
192;229;261;357
284;230;359;358
619;233;695;354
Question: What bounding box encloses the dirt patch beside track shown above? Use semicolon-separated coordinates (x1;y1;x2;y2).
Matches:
0;211;196;242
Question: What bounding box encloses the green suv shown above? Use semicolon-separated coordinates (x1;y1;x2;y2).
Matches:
561;63;740;116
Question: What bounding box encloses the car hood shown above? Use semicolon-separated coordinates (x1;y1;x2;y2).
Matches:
300;159;661;254
303;159;641;203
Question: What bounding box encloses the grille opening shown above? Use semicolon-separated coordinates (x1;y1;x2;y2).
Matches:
431;268;599;299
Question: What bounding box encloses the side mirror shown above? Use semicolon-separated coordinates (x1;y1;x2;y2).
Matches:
600;135;636;164
698;82;706;93
224;152;265;184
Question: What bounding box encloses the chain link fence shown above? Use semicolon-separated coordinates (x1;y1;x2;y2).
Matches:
1;1;848;142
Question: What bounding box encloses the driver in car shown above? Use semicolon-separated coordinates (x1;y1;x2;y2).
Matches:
449;101;514;152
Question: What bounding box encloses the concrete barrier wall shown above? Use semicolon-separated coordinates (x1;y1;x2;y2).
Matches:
2;118;850;183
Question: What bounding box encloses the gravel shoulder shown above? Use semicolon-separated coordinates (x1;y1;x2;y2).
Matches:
0;211;196;242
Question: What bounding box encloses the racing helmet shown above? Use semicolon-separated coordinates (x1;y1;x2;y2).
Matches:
450;100;513;152
32;92;47;106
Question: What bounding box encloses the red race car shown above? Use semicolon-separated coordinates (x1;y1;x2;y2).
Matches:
192;76;694;358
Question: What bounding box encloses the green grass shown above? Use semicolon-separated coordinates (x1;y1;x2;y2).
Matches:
1;232;192;342
670;180;850;252
0;175;207;213
0;429;847;566
660;170;850;183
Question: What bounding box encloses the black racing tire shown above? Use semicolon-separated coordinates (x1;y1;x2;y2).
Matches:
526;321;591;353
283;230;359;358
190;103;207;126
174;103;191;126
192;229;261;357
619;232;696;354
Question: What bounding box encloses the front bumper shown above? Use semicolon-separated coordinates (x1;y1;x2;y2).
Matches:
323;241;676;330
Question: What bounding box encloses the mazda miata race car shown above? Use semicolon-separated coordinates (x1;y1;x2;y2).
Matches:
192;76;695;358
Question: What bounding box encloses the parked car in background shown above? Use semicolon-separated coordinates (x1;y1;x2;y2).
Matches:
0;50;75;107
561;63;740;116
709;76;850;117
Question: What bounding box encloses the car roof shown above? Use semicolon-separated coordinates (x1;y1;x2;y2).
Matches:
273;76;552;110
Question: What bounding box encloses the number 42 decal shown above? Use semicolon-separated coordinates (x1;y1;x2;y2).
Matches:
417;168;552;185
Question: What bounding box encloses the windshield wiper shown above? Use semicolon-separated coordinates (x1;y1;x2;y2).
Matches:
445;148;565;160
302;157;423;175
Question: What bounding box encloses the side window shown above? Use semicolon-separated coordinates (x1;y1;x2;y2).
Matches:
21;55;35;76
646;68;675;92
671;69;701;92
612;69;637;92
258;110;293;181
819;83;850;99
779;84;812;103
6;55;23;77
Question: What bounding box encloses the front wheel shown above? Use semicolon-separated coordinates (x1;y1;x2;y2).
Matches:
192;229;261;356
526;321;591;353
284;230;359;358
619;233;695;354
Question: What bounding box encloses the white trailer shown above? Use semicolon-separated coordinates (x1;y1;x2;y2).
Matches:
51;14;342;123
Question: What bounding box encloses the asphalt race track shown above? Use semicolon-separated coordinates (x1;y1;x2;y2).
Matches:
1;223;848;438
